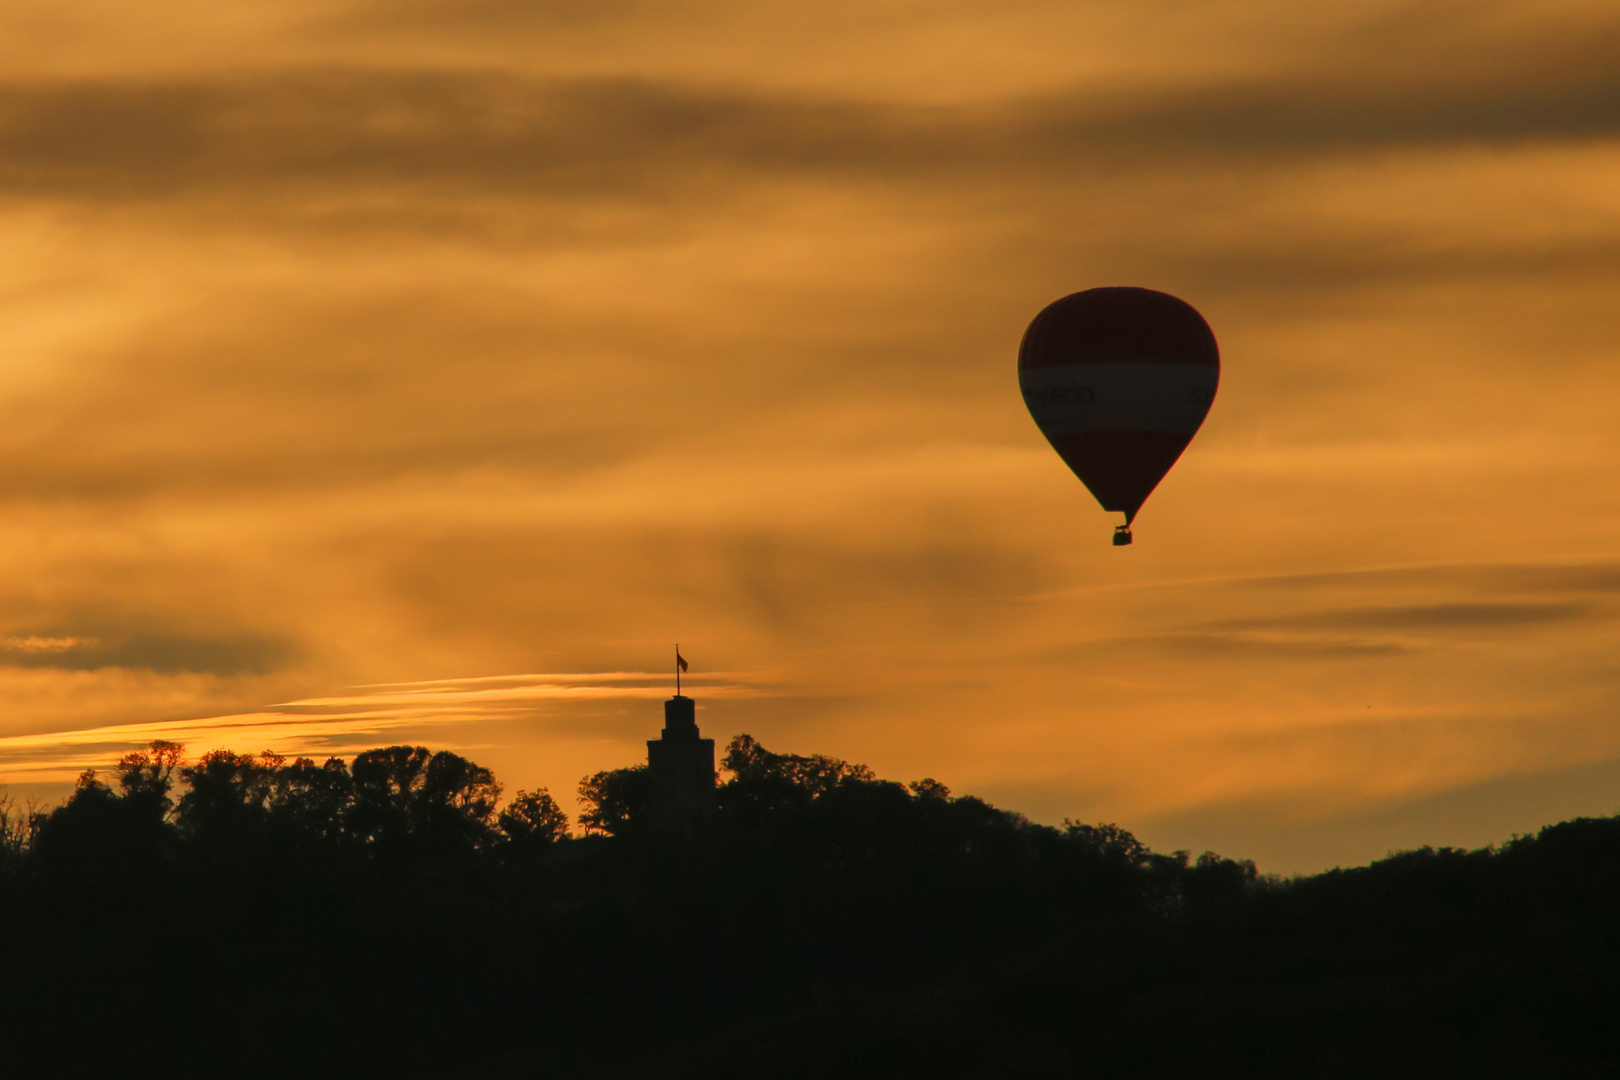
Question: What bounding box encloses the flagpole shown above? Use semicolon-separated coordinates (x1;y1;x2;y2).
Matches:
676;643;680;696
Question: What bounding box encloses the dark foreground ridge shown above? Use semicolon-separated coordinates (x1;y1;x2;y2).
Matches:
2;735;1618;1079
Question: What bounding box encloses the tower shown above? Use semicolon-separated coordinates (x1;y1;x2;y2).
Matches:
646;693;716;832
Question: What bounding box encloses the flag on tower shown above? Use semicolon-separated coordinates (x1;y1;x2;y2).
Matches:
676;648;688;673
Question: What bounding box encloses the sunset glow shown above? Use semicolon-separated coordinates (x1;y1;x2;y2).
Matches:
2;0;1618;871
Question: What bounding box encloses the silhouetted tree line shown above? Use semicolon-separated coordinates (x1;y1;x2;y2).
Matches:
13;741;567;876
2;736;1619;1079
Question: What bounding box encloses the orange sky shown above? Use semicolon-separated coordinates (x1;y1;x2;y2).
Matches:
1;0;1618;872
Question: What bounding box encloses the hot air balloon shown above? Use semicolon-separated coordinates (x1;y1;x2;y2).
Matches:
1019;287;1218;546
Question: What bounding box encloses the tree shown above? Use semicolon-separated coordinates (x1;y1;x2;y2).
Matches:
418;750;502;850
179;750;360;855
0;791;37;878
347;745;500;853
29;748;183;876
719;734;876;823
723;734;875;793
177;750;275;845
577;766;650;836
347;745;432;848
498;788;571;850
114;739;185;818
269;755;354;843
1061;820;1149;866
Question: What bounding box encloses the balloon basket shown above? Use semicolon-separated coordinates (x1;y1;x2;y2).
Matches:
1112;526;1133;546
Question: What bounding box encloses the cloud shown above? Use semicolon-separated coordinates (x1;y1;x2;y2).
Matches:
1133;632;1413;660
1215;600;1594;635
354;519;1060;653
1031;562;1620;665
0;288;683;502
0;22;1616;205
0;635;92;654
1219;559;1620;602
2;0;1619;876
0;623;296;675
0;669;773;785
0;72;916;202
1479;563;1620;596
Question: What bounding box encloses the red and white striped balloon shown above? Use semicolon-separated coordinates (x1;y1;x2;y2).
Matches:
1018;287;1219;544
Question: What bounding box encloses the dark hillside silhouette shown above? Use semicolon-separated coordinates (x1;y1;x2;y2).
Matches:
1;735;1618;1078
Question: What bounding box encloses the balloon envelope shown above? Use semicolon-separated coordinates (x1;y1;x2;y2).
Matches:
1019;287;1219;525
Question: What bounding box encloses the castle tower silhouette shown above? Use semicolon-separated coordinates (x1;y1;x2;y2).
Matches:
647;692;716;831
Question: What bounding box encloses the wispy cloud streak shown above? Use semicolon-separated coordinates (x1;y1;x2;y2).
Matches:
0;671;773;785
